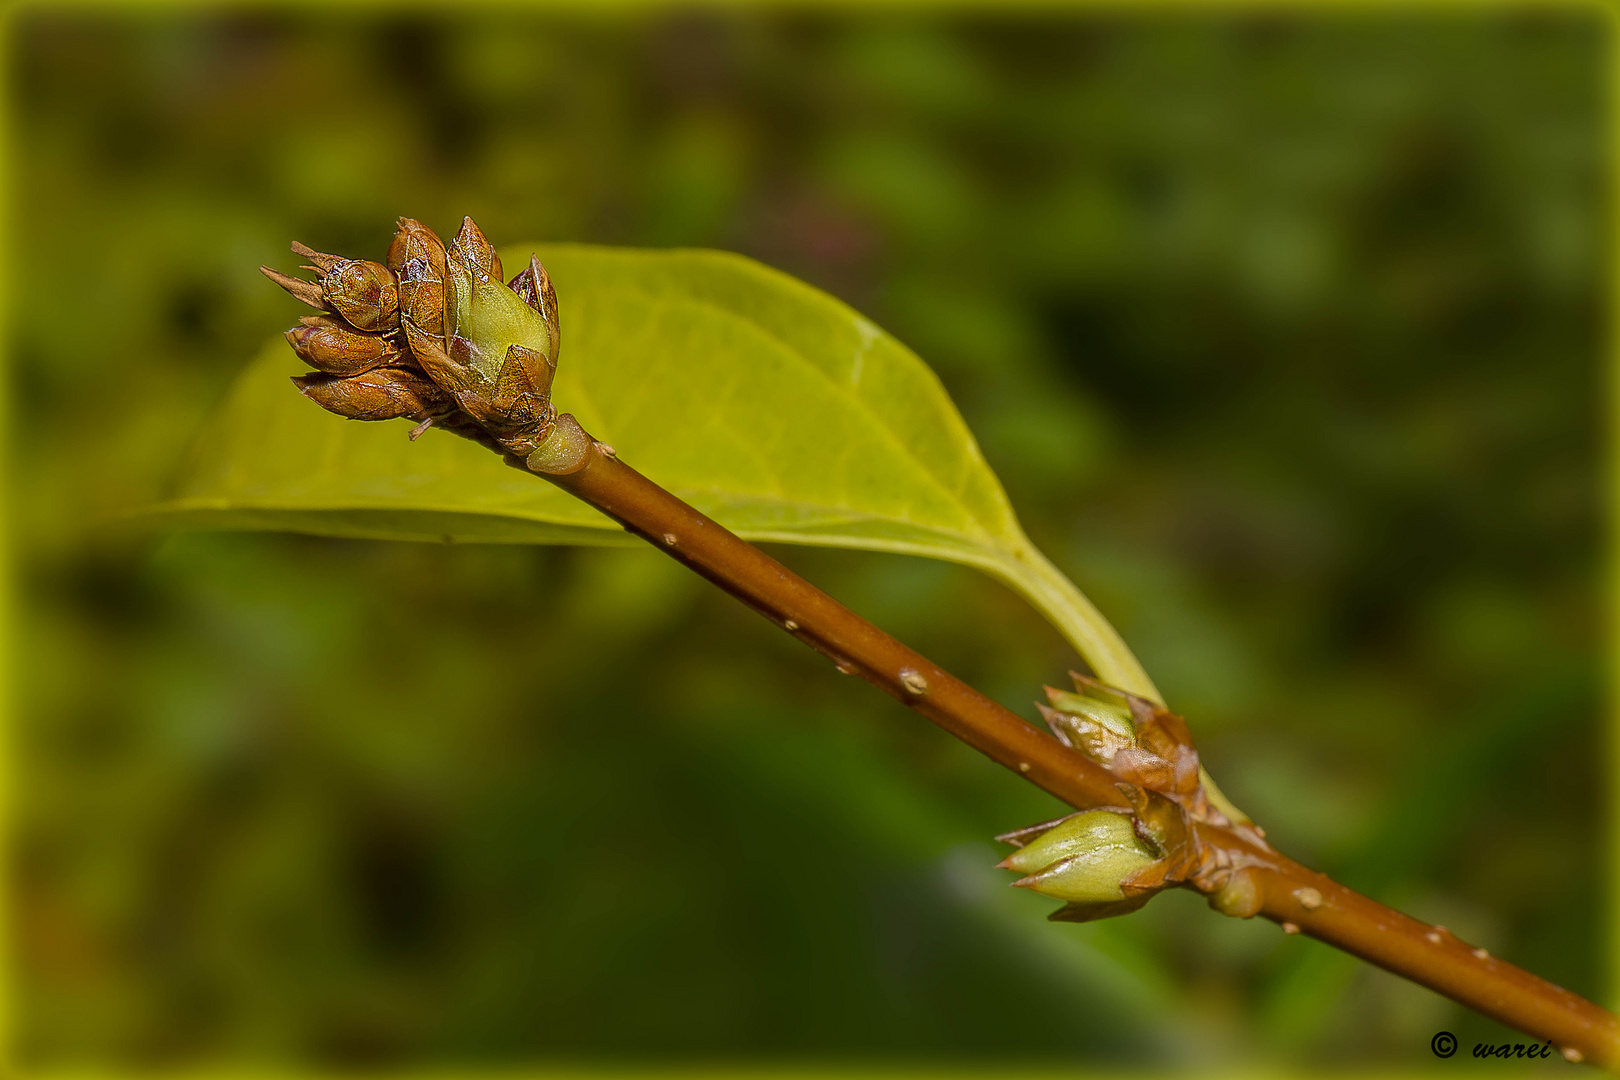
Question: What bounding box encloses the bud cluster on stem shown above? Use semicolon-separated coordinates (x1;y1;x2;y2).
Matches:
993;675;1279;923
263;216;566;461
264;217;1620;1068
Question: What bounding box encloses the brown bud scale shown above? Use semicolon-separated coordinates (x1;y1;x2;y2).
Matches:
286;315;404;376
293;367;451;423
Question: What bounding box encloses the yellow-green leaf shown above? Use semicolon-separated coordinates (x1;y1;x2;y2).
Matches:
146;243;1157;698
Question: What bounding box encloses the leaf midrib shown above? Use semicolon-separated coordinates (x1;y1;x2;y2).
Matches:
140;482;1030;560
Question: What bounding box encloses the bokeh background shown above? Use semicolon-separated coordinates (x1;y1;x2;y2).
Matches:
9;3;1609;1071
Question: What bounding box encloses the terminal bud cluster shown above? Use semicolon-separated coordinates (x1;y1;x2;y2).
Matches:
263;216;568;465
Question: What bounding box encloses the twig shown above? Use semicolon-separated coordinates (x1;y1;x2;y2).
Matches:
526;431;1620;1068
261;218;1616;1065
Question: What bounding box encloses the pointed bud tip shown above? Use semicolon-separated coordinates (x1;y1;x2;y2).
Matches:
289;240;349;274
262;265;326;309
451;216;502;280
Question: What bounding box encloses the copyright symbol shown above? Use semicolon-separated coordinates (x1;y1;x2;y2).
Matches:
1432;1031;1458;1058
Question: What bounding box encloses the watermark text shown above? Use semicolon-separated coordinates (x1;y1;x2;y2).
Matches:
1433;1032;1566;1061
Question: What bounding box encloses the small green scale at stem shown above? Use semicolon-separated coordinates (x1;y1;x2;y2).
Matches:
265;216;1620;1069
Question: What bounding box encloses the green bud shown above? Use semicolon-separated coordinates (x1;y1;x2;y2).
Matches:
1000;810;1143;874
1040;683;1136;766
1045;688;1134;741
1209;867;1263;918
525;413;590;475
445;257;555;385
1002;810;1160;903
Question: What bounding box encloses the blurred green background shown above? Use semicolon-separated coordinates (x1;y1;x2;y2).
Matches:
9;3;1608;1070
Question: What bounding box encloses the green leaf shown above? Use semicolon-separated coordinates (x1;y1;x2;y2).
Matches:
146;243;1157;698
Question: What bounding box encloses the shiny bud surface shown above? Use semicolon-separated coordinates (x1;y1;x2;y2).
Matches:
1045;687;1134;741
1001;810;1156;874
1003;810;1160;903
446;257;557;385
508;254;560;364
285;315;402;376
293;367;450;423
321;259;399;332
389;217;449;339
449;215;503;283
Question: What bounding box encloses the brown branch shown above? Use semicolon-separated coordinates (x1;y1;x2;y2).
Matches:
524;431;1618;1067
